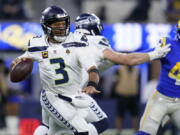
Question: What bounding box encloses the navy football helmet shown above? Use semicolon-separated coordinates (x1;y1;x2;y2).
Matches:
41;6;70;42
75;13;103;35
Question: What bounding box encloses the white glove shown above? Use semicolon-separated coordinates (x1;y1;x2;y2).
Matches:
148;43;171;61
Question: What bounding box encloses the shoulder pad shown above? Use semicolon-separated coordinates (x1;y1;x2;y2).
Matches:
86;35;110;48
98;37;110;47
88;35;110;47
63;32;88;48
72;32;88;43
28;35;48;52
28;35;45;47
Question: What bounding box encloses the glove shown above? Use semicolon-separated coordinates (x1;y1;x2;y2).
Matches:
148;43;171;61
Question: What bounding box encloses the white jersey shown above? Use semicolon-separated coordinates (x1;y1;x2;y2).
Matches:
75;29;113;87
19;32;97;96
86;35;113;71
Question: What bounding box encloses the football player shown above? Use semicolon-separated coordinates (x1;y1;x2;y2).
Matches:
134;21;180;135
11;6;104;135
74;13;173;135
74;13;171;69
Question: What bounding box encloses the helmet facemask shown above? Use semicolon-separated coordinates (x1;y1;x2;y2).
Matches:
40;6;70;43
42;16;70;42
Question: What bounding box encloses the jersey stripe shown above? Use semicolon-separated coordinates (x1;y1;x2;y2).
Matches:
28;46;48;52
62;42;87;48
98;41;109;46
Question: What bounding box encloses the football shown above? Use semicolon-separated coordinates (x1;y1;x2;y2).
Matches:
10;58;33;82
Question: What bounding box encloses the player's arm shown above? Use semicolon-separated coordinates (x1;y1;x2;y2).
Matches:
103;43;171;66
87;66;99;85
77;47;100;94
11;39;38;69
82;66;101;94
103;49;149;66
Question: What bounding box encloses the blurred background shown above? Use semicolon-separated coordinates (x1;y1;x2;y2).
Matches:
0;0;180;135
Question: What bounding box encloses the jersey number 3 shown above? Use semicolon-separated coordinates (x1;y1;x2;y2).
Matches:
50;58;69;85
169;62;180;85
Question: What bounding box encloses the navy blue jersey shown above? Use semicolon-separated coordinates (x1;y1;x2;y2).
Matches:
157;37;180;97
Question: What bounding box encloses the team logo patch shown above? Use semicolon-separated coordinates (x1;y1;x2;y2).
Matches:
42;51;48;58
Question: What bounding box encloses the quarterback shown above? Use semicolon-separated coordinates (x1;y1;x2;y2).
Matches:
12;6;102;135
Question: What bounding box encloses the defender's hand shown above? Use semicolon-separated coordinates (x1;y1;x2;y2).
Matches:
148;44;171;60
82;86;101;94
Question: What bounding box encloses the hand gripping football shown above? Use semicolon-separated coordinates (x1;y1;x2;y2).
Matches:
10;58;33;82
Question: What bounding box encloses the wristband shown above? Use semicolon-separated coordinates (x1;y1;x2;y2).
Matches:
87;81;98;89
